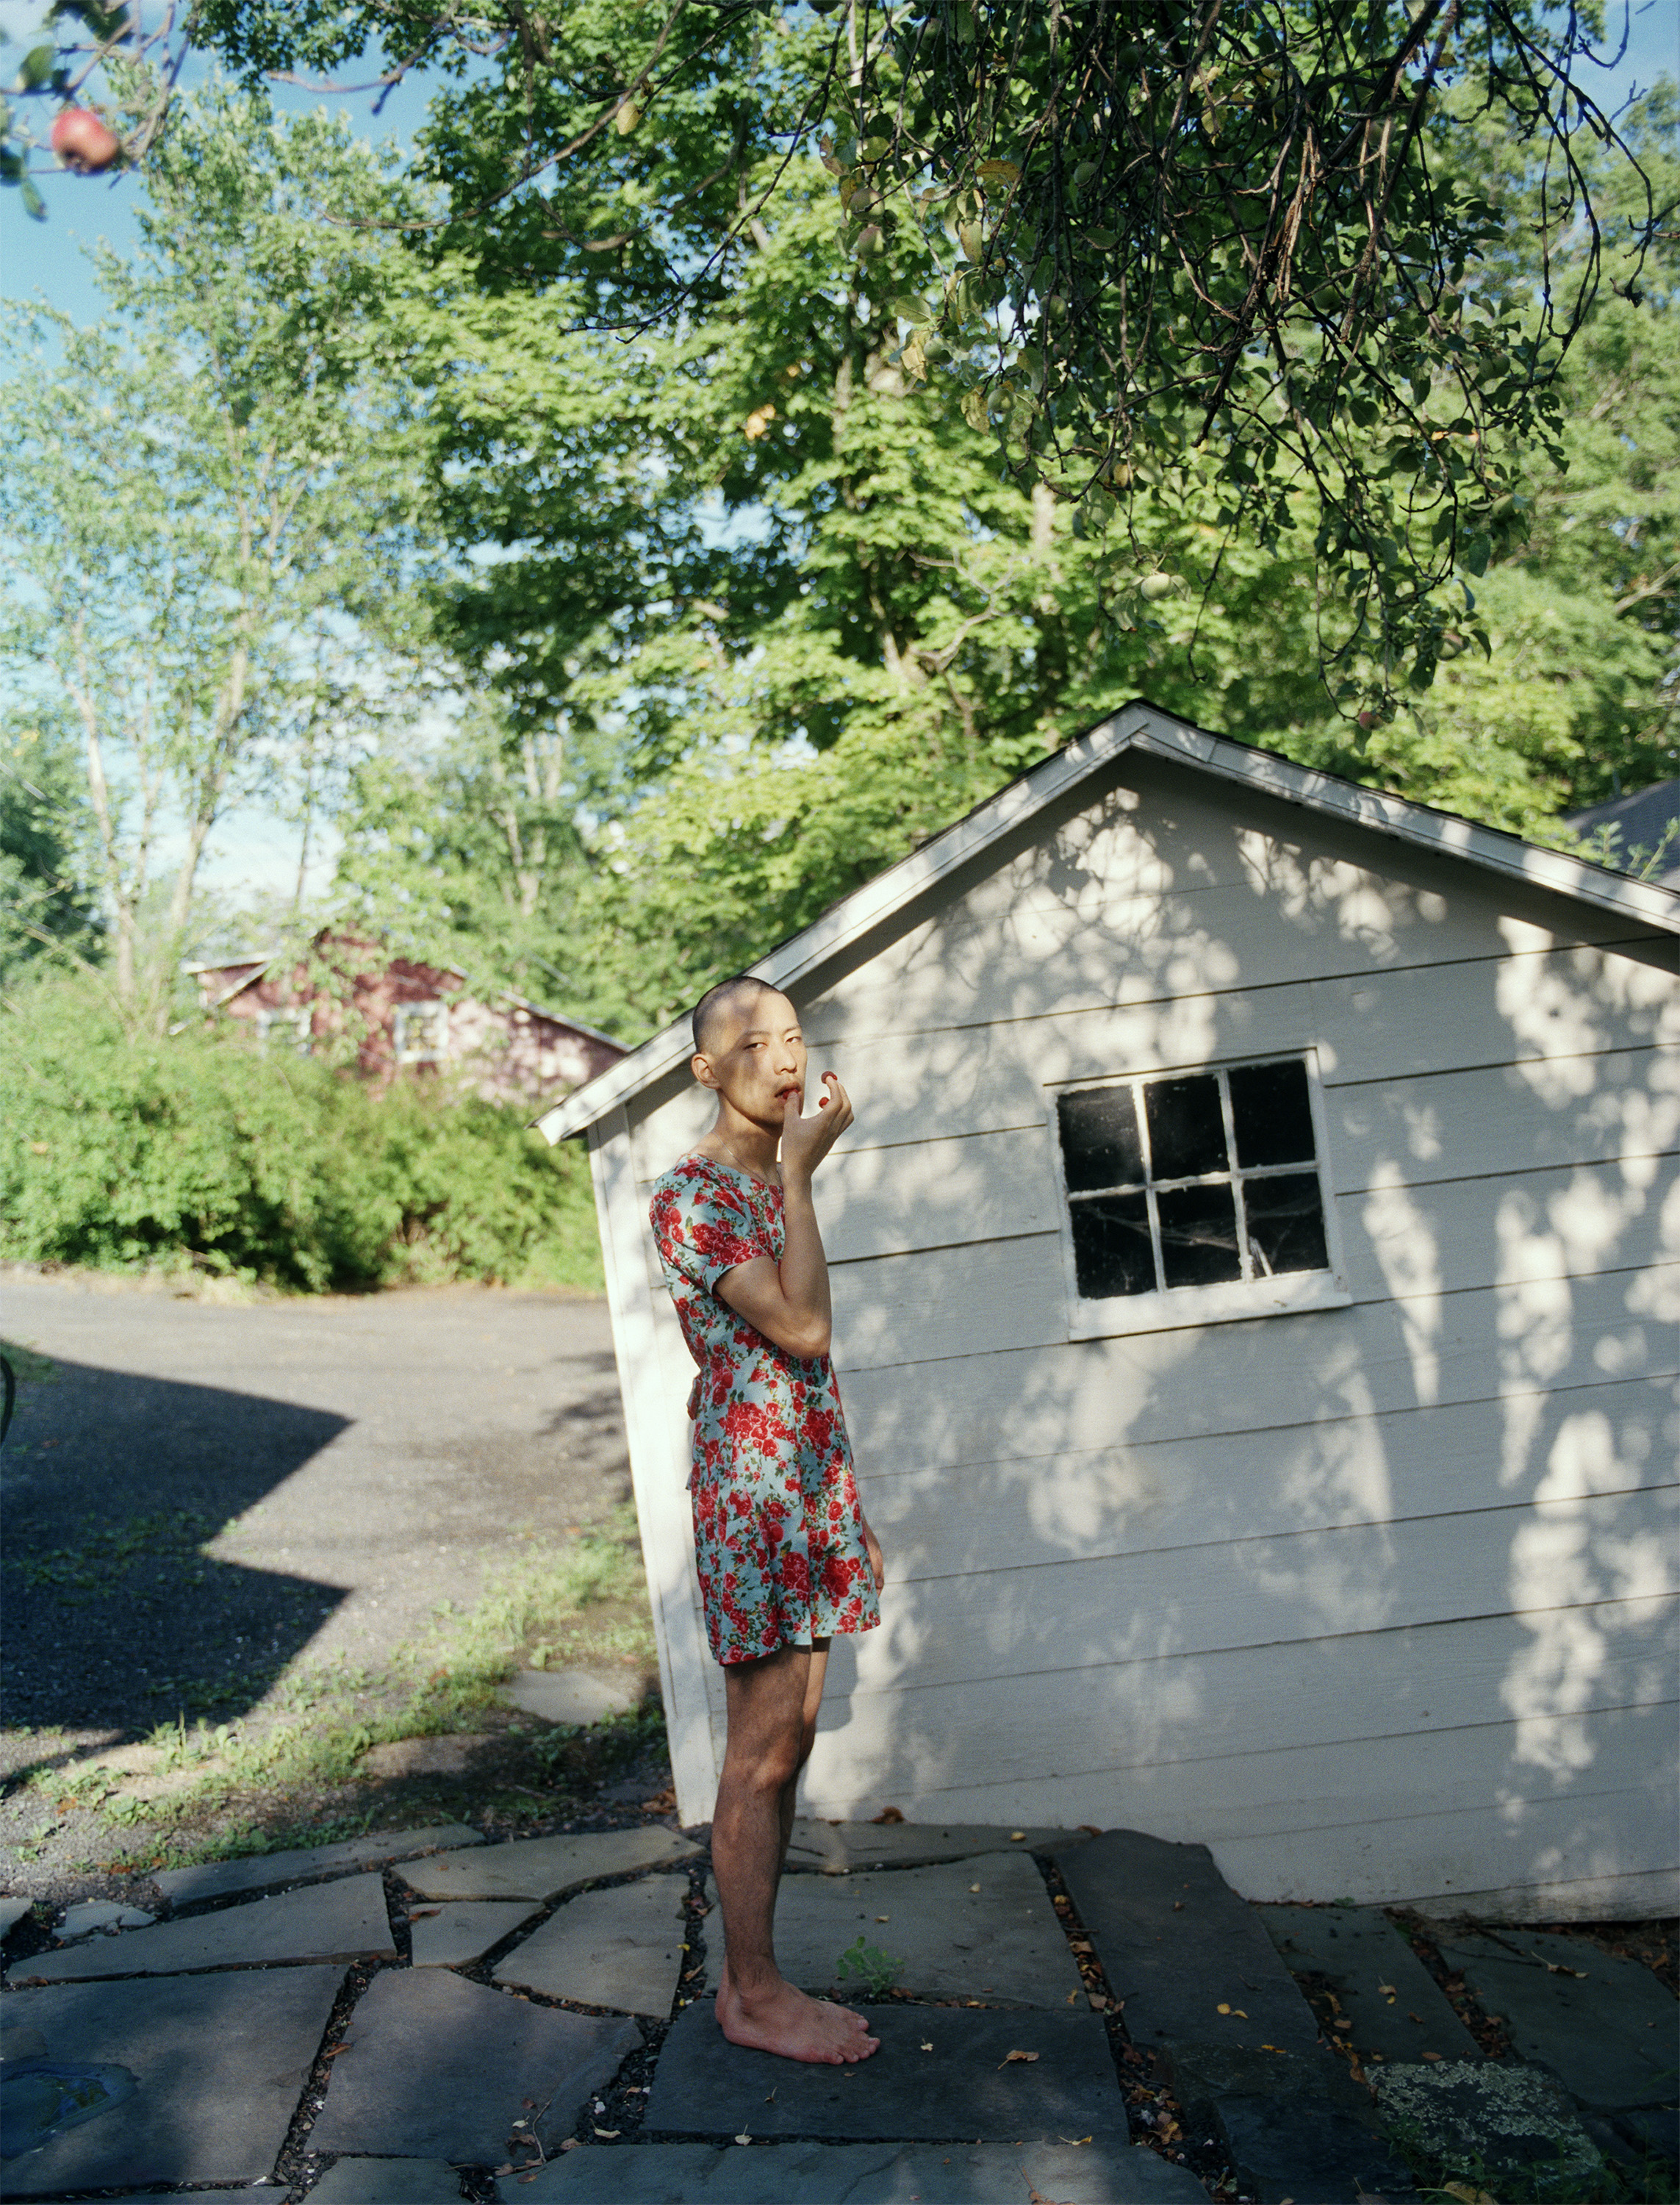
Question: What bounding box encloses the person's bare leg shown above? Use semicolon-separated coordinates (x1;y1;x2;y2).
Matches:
778;1637;829;1871
713;1642;877;2062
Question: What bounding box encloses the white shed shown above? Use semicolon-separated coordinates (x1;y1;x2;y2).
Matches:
539;703;1679;1921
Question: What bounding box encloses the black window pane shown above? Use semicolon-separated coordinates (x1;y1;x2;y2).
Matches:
1243;1172;1329;1277
1058;1087;1144;1193
1144;1075;1228;1180
1229;1059;1316;1169
1156;1183;1243;1288
1069;1191;1155;1297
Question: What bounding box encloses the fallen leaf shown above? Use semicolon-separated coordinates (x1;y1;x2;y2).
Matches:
870;1805;905;1824
734;2132;753;2145
409;1907;441;1920
1408;2012;1426;2023
1440;2186;1499;2205
559;2137;581;2154
493;2165;514;2179
1066;1989;1080;2004
1172;1900;1184;1910
1421;2049;1445;2062
999;2049;1041;2068
1379;1982;1397;2001
1010;1830;1026;1840
764;2090;777;2103
921;2040;933;2051
1216;2004;1248;2018
593;2127;620;2139
875;1915;891;1922
970;1883;982;1893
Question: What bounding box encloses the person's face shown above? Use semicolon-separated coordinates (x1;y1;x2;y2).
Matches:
693;988;807;1128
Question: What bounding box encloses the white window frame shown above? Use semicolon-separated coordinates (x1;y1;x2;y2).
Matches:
254;1005;312;1055
1045;1047;1351;1341
392;1000;448;1064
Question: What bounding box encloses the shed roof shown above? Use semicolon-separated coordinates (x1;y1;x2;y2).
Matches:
534;699;1680;1144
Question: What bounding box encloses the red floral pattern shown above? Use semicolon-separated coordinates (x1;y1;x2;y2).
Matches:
649;1154;881;1666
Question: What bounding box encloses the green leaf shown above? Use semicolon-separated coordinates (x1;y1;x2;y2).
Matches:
17;43;54;90
19;171;44;220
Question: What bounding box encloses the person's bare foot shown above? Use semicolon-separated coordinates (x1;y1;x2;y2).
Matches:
716;1961;879;2063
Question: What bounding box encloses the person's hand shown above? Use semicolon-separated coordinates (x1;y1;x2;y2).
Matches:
780;1071;852;1183
861;1511;886;1594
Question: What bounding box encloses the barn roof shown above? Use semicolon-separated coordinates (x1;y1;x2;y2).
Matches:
534;698;1680;1144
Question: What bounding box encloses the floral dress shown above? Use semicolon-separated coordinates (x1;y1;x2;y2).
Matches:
649;1153;880;1666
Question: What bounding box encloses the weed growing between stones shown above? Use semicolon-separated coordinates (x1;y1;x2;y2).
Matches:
836;1933;905;1995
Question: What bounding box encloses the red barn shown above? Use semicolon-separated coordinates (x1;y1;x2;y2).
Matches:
188;933;624;1106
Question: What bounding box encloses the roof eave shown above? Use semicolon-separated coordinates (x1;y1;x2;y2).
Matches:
533;700;1680;1145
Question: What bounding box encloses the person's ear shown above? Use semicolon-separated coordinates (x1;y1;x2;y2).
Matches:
692;1050;720;1091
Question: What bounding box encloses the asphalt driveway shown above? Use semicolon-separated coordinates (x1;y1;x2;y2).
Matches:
0;1274;631;1743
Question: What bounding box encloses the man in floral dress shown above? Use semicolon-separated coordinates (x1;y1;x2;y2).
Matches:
650;975;886;2065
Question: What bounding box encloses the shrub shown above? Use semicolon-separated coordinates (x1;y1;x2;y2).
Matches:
0;980;601;1291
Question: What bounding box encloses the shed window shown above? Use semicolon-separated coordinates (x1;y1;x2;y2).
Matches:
1056;1057;1331;1303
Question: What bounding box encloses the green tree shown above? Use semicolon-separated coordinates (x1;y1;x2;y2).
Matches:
0;725;101;987
175;0;1661;700
0;84;434;1014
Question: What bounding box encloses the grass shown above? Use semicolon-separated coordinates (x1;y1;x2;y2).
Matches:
13;1505;660;1867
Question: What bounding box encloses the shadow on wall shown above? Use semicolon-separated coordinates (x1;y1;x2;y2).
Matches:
762;773;1679;1907
1;1359;348;1738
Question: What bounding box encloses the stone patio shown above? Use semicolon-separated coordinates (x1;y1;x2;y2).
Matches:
1;1816;1673;2202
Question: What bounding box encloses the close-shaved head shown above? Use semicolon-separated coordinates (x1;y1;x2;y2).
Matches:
692;974;780;1055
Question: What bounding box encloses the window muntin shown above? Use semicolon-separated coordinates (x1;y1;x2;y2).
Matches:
255;1006;312;1056
1055;1058;1331;1302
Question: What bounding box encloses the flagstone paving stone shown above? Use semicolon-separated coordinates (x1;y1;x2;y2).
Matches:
503;1668;642;1725
645;1999;1129;2141
301;2154;467;2201
710;1853;1085;2007
56;1899;156;1940
0;1895;37;1940
1435;1930;1678;2112
787;1819;1089;1874
309;1966;640;2164
409;1900;545;1969
494;1875;689;2016
1163;2043;1416;2203
1051;1829;1320;2058
1371;2059;1605;2199
152;1823;481;1907
396;1827;699;1905
1257;1904;1482;2065
14;1871;395;1982
521;2139;1207;2201
0;1965;342;2195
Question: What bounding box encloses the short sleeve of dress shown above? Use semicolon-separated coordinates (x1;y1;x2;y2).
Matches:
651;1166;764;1294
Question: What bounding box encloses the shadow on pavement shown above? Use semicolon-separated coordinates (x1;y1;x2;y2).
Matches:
1;1356;348;1738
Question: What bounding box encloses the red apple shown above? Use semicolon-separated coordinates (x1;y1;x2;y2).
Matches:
51;108;123;175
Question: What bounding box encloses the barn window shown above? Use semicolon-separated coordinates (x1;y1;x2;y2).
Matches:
392;1001;448;1064
1052;1055;1347;1334
255;1006;312;1056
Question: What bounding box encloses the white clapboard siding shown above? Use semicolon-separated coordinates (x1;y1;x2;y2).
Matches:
856;1377;1678;1577
837;1487;1678;1699
717;1051;1675;1269
807;1596;1676;1787
837;1263;1677;1476
805;1688;1672;1846
807;1693;1675;1860
824;1152;1677;1372
801;758;1653;1047
630;944;1678;1181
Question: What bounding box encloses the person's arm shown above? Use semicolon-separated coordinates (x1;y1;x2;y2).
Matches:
716;1073;852;1357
